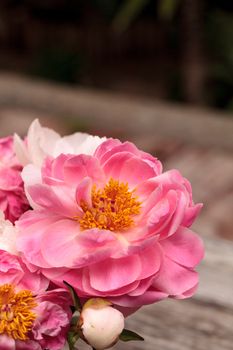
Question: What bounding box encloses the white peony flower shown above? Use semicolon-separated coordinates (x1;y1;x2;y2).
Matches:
80;299;125;350
14;119;106;166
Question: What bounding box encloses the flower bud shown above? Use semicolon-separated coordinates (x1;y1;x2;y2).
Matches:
79;298;124;350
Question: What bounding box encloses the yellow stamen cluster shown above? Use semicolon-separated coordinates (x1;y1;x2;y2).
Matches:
77;178;141;232
0;284;37;341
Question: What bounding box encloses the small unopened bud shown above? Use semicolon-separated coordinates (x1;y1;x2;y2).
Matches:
79;298;124;350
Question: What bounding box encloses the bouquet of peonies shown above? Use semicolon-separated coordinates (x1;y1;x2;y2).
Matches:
0;120;204;350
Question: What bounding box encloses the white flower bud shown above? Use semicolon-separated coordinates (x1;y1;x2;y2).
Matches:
80;298;124;350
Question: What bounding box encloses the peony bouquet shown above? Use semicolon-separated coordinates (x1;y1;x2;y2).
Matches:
0;120;204;350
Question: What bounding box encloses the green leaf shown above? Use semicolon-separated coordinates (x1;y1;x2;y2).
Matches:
119;328;144;342
67;331;80;350
70;314;80;328
63;280;82;312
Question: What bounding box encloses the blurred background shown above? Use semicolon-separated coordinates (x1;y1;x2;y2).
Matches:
0;1;232;349
0;0;233;108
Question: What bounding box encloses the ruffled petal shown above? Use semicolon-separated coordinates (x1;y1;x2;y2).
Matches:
40;221;119;268
94;138;121;162
89;255;141;291
75;177;92;208
82;268;140;297
27;184;79;217
160;227;204;268
63;155;105;185
119;157;157;187
102;152;133;180
110;289;168;308
152;255;199;296
137;244;162;279
16;211;58;268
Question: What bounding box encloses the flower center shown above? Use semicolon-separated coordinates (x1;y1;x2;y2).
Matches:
78;178;141;232
0;284;37;341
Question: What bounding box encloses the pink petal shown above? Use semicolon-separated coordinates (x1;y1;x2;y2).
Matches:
95;140;162;178
137;244;162;279
160;227;204;268
139;186;163;217
71;229;121;267
146;190;177;238
15;340;42;350
146;190;187;239
47;268;85;292
182;203;203;227
110;289;168;308
40;219;81;267
138;151;162;175
0;250;24;286
98;141;139;164
75;177;92;208
138;170;185;195
41;222;119;269
177;283;199;299
136;178;159;199
128;276;155;297
18;261;49;294
152;255;199;296
94;138;121;161
159;190;187;238
16;210;58;268
102;152;133;180
0;335;16;350
119;157;157;187
41;155;69;186
63;155;105;185
27;184;78;217
89;255;141;291
82;268;140;297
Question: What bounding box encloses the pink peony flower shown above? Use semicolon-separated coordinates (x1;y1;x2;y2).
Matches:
0;250;71;350
0;136;30;223
14;119;106;167
16;138;204;311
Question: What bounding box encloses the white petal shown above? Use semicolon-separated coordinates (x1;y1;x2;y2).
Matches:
13;133;30;166
78;135;107;156
27;119;61;166
53;132;89;156
21;164;42;209
54;133;106;157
